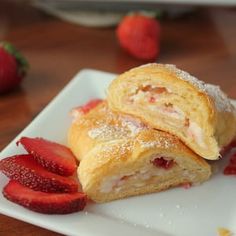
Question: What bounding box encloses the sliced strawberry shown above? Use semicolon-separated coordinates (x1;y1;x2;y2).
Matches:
0;154;78;193
230;153;236;165
220;139;236;157
78;99;103;114
224;152;236;175
224;165;236;175
3;180;87;214
17;137;77;176
71;99;103;120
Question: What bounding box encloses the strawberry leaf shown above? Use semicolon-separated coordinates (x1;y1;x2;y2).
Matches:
1;41;29;76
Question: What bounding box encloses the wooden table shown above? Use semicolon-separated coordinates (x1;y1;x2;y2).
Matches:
0;1;235;235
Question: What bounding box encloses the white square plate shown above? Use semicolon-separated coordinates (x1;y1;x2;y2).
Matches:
0;69;236;236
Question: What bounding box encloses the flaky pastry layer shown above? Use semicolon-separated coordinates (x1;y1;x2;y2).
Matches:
68;102;211;203
107;63;236;159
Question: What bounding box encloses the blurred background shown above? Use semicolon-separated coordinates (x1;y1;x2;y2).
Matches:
0;0;235;147
0;0;236;235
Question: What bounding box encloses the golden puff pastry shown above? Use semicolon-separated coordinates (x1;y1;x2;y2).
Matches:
68;101;147;161
107;63;236;160
69;102;211;203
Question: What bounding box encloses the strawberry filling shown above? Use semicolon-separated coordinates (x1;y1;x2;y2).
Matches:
120;175;131;181
161;103;183;117
149;96;156;103
142;85;168;94
130;85;170;104
151;157;174;169
142;85;169;103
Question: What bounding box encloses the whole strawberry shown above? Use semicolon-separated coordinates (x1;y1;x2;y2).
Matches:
0;42;29;94
117;14;160;61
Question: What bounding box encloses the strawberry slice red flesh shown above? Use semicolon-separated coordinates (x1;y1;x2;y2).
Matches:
78;99;103;114
3;180;87;214
0;154;78;193
224;152;236;175
17;137;77;176
220;139;236;157
224;165;236;175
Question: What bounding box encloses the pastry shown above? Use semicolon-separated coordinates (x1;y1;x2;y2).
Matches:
107;63;236;160
68;102;211;203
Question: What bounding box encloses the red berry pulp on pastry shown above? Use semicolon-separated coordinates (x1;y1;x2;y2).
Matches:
152;157;174;169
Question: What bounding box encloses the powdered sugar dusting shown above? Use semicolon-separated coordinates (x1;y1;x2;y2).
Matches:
122;120;143;136
163;64;206;91
205;84;233;113
139;141;160;148
141;63;234;113
164;64;235;113
88;124;128;140
87;108;147;141
138;136;175;149
99;140;133;160
121;116;147;137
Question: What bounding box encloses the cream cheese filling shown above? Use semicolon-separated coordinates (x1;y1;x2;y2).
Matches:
151;104;185;120
187;121;206;148
129;88;206;148
100;166;174;193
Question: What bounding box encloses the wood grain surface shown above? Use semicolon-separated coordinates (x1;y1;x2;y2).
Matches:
0;1;235;235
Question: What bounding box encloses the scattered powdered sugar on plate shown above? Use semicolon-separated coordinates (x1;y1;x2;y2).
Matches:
176;204;181;209
159;212;164;218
